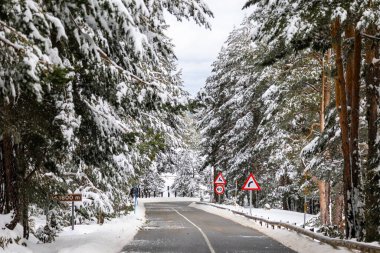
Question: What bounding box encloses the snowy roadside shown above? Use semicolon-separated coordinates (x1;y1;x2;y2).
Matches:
1;204;145;253
0;197;202;253
190;203;356;253
205;203;318;226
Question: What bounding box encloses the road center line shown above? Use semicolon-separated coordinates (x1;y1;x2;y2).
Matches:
172;208;216;253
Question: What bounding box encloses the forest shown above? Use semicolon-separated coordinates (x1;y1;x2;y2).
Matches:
198;0;380;243
0;0;379;248
0;0;212;245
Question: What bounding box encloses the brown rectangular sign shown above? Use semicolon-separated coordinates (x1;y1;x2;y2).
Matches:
51;194;82;202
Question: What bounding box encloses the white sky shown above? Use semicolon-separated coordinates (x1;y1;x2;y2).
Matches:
165;0;250;97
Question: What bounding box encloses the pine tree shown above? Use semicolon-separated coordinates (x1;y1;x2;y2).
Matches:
1;0;213;240
198;18;322;209
243;0;380;240
172;113;202;197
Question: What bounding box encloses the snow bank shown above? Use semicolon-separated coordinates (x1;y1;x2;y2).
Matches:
210;203;317;226
0;244;33;253
0;212;31;253
26;204;145;253
191;203;353;253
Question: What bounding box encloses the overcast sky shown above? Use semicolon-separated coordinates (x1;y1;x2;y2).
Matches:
165;0;250;97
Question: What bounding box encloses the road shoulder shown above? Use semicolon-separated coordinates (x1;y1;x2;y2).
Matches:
190;202;353;253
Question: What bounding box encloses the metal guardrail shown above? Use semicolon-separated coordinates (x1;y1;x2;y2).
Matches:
195;202;380;253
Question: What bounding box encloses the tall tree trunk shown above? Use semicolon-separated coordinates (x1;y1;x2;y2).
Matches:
2;130;14;214
0;140;4;214
331;18;355;239
318;180;330;224
350;29;364;240
332;182;344;231
15;144;30;239
364;25;380;242
3;131;20;230
344;24;364;240
1;104;20;229
318;50;331;226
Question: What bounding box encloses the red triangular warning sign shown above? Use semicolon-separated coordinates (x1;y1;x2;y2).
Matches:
214;172;226;185
242;173;261;191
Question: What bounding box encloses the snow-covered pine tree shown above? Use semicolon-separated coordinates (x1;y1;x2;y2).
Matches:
244;0;380;241
172;113;203;197
198;18;262;203
0;0;212;240
253;50;322;210
198;18;322;209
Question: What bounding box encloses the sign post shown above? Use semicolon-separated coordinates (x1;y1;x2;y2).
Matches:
72;201;74;230
210;168;213;203
51;194;82;230
235;181;238;206
214;184;225;204
242;173;261;216
249;191;252;215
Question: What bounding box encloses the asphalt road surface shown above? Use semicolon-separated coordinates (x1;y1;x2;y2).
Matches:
121;202;296;253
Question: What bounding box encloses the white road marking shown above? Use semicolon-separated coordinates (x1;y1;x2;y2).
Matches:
172;208;216;253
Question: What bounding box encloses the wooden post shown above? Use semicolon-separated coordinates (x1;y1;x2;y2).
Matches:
71;201;74;230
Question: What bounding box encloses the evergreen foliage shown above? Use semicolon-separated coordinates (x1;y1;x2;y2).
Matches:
199;0;380;242
0;0;212;241
172;113;202;197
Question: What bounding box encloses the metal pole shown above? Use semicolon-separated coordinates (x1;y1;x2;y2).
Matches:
235;181;237;206
249;191;252;216
210;167;213;203
218;194;220;204
72;201;74;230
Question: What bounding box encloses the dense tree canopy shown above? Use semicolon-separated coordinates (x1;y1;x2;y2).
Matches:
198;0;380;242
0;0;212;242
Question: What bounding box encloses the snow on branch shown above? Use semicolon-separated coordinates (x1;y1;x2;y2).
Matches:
0;35;23;51
0;20;29;42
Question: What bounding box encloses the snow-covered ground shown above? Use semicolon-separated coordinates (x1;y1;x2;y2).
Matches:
0;170;371;253
191;203;356;253
0;172;199;253
2;199;377;253
0;204;145;253
209;203;317;226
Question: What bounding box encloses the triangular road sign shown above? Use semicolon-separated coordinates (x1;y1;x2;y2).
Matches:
242;173;261;191
214;172;226;185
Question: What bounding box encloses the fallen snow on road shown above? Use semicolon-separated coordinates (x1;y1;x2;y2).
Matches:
191;203;355;253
